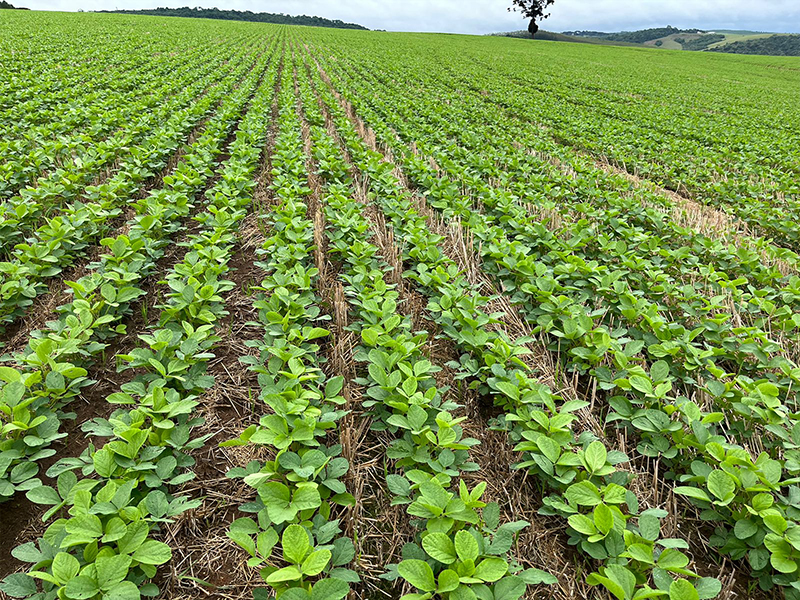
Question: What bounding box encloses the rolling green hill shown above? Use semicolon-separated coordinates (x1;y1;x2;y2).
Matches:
496;26;797;56
492;29;640;47
708;34;800;56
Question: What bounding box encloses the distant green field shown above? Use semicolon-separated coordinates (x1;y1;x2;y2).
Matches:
639;30;780;50
494;29;641;47
502;26;797;55
1;11;800;600
707;31;780;47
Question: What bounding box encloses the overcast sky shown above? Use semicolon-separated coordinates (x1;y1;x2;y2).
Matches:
18;0;800;34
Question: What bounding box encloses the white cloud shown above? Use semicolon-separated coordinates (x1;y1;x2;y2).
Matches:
18;0;800;34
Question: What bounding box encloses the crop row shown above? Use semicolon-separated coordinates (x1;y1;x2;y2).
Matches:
290;45;721;600
296;55;556;600
0;29;255;200
299;37;800;598
0;37;254;251
316;46;800;456
0;31;281;600
0;40;277;502
222;56;361;600
1;19;796;600
0;38;275;333
303;30;800;250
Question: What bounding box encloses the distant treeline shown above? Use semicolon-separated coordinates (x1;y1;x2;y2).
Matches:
493;30;538;39
678;34;725;51
496;24;797;57
0;1;29;8
563;26;705;43
561;30;608;37
710;34;800;56
491;29;640;47
600;26;704;44
99;7;367;30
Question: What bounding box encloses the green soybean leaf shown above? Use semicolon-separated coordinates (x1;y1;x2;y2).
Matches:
117;522;149;555
386;474;411;497
105;580;142;600
493;575;527;600
96;554;132;590
669;579;699;600
454;530;479;562
26;485;61;506
584;441;608;473
473;557;508;582
734;519;757;540
301;549;332;576
311;578;349;600
102;518;128;543
0;573;38;598
673;486;711;503
568;514;597;536
638;514;660;541
658;548;690;570
450;585;478;600
536;437;561;463
132;540;172;565
438;569;459;593
52;552;80;584
565;480;602;507
519;568;558;585
695;578;722;599
422;532;457;564
267;566;303;583
282;524;311;565
706;470;735;503
483;502;500;530
64;576;101;599
594;504;614;535
398;559;436;592
763;511;788;535
65;514;103;539
771;553;797;574
278;589;310;600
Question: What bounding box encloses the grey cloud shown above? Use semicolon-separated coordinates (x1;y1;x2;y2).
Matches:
20;0;800;34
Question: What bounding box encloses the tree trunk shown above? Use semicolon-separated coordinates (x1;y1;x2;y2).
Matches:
528;18;539;38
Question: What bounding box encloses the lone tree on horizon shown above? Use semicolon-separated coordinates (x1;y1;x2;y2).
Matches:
508;0;556;38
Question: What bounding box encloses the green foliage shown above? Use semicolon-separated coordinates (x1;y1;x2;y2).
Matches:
100;6;367;29
292;58;555;599
1;13;797;600
0;33;271;501
1;26;280;600
709;34;800;56
223;63;358;598
294;42;731;599
679;34;725;51
603;26;703;43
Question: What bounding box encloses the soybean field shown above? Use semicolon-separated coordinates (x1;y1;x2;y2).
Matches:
1;10;800;600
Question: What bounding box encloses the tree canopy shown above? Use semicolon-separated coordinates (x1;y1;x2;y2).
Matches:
99;7;367;30
508;0;555;21
709;34;800;56
508;0;555;36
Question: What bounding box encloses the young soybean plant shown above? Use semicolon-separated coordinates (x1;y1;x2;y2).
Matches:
0;46;280;600
0;46;276;504
295;63;555;600
300;58;718;600
323;55;800;599
223;66;357;600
